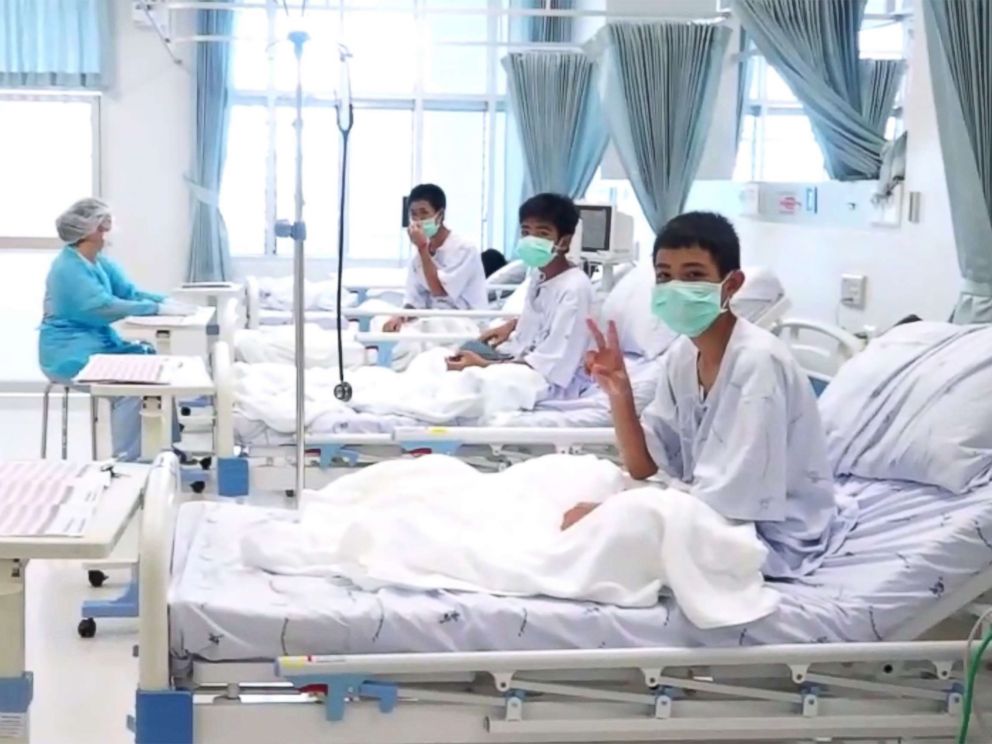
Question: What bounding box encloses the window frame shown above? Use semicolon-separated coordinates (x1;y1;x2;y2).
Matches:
226;0;509;266
0;91;102;249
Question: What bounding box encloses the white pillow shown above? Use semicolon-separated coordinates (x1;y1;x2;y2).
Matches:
487;259;528;287
820;322;992;494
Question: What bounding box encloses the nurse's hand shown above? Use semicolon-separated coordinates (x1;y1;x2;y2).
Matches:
561;502;599;530
383;316;405;333
407;224;429;252
585;319;630;397
158;300;197;316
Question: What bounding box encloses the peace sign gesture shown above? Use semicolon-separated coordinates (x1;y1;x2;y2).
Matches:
585;319;630;398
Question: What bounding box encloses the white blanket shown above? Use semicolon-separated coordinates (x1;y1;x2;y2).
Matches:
258;275;358;311
234;323;369;368
232;348;549;431
241;455;779;629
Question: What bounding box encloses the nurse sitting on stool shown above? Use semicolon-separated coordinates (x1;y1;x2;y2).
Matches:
38;197;193;461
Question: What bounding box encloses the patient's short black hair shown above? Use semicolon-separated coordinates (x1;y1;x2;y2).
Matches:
653;211;741;277
518;193;580;237
481;248;508;277
408;183;446;212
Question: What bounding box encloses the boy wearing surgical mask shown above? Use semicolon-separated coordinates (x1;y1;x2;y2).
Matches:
564;212;856;580
448;193;594;401
384;183;487;332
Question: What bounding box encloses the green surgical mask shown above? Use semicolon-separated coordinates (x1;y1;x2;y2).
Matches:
419;217;440;239
650;279;727;337
517;235;556;268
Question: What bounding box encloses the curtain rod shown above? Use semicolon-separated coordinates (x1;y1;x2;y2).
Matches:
147;1;731;20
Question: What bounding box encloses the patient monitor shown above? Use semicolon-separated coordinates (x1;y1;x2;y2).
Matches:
575;203;635;262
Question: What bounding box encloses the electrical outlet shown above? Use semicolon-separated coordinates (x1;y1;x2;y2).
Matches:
840;274;867;310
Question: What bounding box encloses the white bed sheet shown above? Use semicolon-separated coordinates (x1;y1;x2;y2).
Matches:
169;478;992;662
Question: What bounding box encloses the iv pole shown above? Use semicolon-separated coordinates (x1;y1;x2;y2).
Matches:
276;29;309;498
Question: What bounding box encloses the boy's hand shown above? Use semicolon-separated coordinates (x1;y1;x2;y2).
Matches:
585;319;630;397
561;502;599;530
407;224;430;252
480;322;513;348
446;350;488;371
383;316;405;333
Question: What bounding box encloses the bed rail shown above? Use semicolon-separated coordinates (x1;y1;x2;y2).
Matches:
138;453;181;692
392;426;616;448
213;341;235;458
244;276;261;330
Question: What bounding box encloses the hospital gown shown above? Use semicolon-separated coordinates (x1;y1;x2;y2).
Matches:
404;232;487;311
640;319;857;579
499;266;594;399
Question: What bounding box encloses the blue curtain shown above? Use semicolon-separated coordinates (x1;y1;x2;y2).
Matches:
922;0;992;323
736;30;753;150
735;0;903;181
587;22;731;233
187;7;234;283
502;52;608;198
509;0;576;45
0;0;111;88
503;1;576;258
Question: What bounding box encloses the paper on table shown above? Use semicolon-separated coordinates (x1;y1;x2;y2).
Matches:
0;461;111;537
75;355;172;385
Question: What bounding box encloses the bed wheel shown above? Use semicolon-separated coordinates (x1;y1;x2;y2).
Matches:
87;570;107;588
285;489;295;498
78;618;97;639
191;481;206;495
180;406;191;416
200;457;213;471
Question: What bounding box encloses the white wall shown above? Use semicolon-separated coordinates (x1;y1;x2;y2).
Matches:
735;2;960;332
100;2;194;293
0;3;193;384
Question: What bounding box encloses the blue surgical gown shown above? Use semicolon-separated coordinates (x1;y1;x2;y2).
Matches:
640;319;858;579
39;246;164;381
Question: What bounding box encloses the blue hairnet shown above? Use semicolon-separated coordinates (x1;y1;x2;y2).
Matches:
55;198;112;244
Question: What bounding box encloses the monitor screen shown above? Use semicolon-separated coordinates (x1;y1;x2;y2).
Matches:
579;206;610;252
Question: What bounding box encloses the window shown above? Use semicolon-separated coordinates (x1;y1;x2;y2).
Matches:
223;1;506;265
0;95;100;247
734;12;909;182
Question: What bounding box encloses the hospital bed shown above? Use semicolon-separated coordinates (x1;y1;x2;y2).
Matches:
244;275;523;331
132;443;991;743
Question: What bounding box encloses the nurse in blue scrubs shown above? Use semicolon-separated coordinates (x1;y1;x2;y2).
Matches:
39;198;190;460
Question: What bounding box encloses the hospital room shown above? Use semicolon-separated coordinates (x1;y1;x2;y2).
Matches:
3;0;992;741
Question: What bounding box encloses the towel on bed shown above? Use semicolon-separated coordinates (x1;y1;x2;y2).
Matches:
240;454;779;629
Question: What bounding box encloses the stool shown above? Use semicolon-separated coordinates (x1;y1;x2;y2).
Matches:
40;383;98;460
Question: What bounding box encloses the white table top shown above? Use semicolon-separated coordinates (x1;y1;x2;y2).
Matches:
84;355;215;398
173;282;243;300
0;463;147;561
122;306;215;329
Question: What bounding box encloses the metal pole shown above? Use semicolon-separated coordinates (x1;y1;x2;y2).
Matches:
289;31;309;498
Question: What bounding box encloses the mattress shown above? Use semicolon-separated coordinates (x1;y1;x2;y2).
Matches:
233;356;660;446
169;478;992;662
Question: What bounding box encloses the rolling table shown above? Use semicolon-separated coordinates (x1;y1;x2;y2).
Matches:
0;460;166;742
83;356;215;462
117;306;216;358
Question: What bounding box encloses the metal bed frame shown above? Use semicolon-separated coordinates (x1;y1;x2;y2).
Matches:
130;456;989;743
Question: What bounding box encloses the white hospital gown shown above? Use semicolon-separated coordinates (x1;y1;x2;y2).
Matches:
640;319;856;579
404;231;487;311
500;266;593;399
